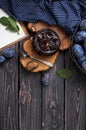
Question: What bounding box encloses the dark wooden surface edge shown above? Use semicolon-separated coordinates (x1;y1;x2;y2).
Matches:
0;43;86;130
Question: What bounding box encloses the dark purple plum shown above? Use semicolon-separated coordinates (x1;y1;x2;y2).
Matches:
81;61;86;71
80;19;86;31
72;44;84;58
74;31;86;43
78;55;86;63
0;56;6;64
41;71;50;86
2;48;15;58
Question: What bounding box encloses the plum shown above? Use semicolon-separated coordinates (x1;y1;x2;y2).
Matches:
80;19;86;31
2;48;15;58
78;55;86;63
74;31;86;43
81;61;86;71
72;44;84;58
0;56;6;64
41;71;50;86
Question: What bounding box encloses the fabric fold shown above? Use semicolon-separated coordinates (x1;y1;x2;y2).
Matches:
0;0;86;34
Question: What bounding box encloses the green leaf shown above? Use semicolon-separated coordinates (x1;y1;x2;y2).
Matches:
6;26;17;32
0;17;11;26
8;17;17;27
16;25;20;30
0;16;20;34
56;68;74;79
8;17;19;34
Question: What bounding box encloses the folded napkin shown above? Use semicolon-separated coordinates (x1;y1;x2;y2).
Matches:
0;0;86;35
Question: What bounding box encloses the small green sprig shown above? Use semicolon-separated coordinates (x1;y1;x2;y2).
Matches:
0;16;20;34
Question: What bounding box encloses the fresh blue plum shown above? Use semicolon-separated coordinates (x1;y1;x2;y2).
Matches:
2;48;15;58
81;61;86;71
72;44;84;58
41;78;49;86
0;56;6;64
41;71;50;86
80;19;86;31
74;31;86;43
78;55;86;63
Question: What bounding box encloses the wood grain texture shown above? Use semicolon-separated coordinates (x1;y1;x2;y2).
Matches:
0;45;18;130
0;41;86;130
65;51;86;130
42;53;65;130
19;42;42;130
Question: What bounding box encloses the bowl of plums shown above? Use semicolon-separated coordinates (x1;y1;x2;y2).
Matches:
33;29;61;56
70;17;86;74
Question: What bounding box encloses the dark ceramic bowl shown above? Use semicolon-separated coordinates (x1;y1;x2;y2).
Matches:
33;29;61;56
69;17;86;74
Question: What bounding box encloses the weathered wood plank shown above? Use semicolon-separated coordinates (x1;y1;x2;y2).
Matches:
65;51;86;130
19;45;42;130
0;45;19;130
42;53;65;130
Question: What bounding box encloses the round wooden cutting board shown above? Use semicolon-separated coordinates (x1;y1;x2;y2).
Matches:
20;38;59;72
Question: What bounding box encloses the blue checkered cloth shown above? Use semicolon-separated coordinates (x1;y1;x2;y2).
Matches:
0;0;86;35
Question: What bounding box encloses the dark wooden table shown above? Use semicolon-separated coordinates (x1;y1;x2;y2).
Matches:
0;42;86;130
